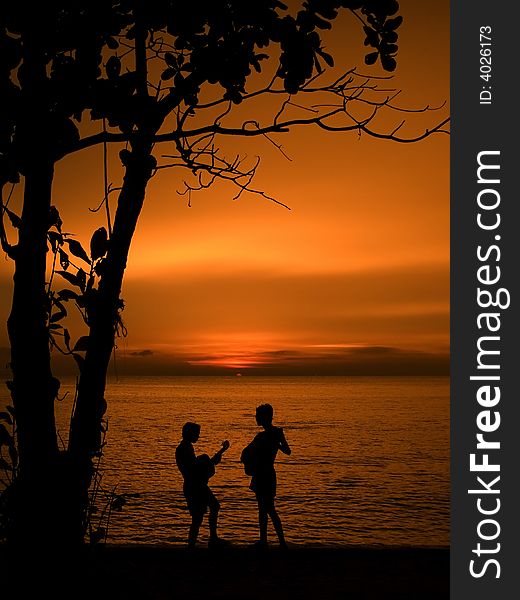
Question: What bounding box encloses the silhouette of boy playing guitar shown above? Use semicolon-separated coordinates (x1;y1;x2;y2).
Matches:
176;422;230;548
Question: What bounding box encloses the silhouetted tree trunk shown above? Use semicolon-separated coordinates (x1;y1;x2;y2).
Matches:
69;141;155;458
6;15;162;546
6;32;62;545
67;18;158;539
7;161;58;474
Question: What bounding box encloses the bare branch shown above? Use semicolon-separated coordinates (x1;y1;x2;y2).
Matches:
65;69;449;165
89;184;122;214
63;66;449;214
317;117;451;142
261;133;293;162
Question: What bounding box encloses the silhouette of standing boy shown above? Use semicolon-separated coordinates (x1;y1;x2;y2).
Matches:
241;404;291;549
176;422;230;548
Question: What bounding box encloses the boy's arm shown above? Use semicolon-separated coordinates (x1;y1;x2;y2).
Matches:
211;439;230;465
278;428;291;455
176;443;197;476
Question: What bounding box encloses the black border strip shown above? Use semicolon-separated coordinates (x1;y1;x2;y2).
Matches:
451;1;520;597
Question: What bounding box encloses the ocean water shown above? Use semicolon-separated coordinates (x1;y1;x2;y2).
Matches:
2;376;449;547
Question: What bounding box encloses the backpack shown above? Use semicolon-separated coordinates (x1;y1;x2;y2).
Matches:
240;442;258;476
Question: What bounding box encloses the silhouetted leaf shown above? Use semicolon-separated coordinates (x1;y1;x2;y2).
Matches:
164;52;176;67
64;328;71;351
106;36;119;50
59;249;70;270
363;26;379;48
50;308;66;323
66;240;91;265
58;288;80;302
0;457;10;470
383;30;398;43
90;227;108;260
48;206;62;232
50;297;67;321
56;271;82;288
94;259;107;277
119;149;132;166
364;52;378;66
0;412;12;425
73;336;90;352
77;268;87;292
384;16;403;31
111;495;126;512
48;231;63;252
381;43;398;55
161;68;175;81
106;56;121;80
86;275;95;293
317;49;334;67
380;54;397;71
5;208;21;229
385;0;400;16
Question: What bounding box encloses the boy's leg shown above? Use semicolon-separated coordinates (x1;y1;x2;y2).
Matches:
207;489;221;541
188;511;204;547
267;504;287;547
186;488;205;547
257;496;269;544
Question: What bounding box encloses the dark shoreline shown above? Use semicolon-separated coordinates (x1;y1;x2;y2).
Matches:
2;544;449;599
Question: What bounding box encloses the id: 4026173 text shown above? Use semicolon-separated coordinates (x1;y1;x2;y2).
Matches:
480;26;492;105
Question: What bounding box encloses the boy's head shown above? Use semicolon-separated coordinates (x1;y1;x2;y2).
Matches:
256;403;273;428
182;421;201;443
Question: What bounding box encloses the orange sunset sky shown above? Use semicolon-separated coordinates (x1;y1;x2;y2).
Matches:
0;1;449;376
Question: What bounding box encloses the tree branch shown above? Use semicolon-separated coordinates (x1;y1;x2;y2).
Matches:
64;69;449;161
